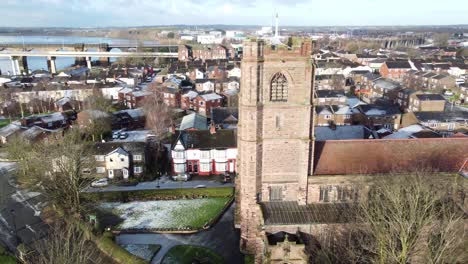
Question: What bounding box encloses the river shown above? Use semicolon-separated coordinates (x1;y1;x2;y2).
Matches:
0;35;157;75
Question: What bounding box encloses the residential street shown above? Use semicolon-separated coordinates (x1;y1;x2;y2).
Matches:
82;175;234;193
116;203;243;264
0;162;48;252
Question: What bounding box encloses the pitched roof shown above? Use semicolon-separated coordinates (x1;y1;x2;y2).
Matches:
171;130;236;149
315;90;346;98
385;61;412;69
373;78;400;90
261;202;357;225
313;138;468;175
211;107;239;124
198;93;222;101
93;142;146;155
414;111;468;123
180;113;208;130
315;125;371;141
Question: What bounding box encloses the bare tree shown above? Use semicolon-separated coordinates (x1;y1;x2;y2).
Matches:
305;172;466;264
142;83;174;139
25;222;101;264
358;172;466;264
432;33;450;47
7;129;95;214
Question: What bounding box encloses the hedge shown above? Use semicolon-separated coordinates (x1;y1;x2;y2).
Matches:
82;187;234;202
96;232;147;264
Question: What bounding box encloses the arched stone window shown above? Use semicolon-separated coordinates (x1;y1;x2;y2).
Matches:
270;72;288;102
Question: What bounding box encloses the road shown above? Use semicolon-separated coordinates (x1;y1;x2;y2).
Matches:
82;175;234;193
117;203;243;264
0;162;47;252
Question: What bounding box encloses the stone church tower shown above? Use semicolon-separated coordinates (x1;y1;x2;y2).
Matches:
238;38;314;255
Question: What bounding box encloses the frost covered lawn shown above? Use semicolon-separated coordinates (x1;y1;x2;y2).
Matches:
99;197;230;230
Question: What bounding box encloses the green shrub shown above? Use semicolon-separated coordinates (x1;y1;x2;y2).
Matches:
96;232;147;264
162;245;224;264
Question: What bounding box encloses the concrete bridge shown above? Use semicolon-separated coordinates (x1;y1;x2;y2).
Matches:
0;43;178;52
363;35;427;49
0;49;178;75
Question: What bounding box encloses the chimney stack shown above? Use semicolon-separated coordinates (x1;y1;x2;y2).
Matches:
209;121;216;134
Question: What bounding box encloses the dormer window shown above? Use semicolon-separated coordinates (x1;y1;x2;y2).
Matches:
270;72;288;102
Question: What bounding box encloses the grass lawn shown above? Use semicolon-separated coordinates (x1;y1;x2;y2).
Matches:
0;245;16;264
0;119;11;129
99;197;230;230
162;245;224;264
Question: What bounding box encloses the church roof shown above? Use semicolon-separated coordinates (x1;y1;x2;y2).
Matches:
313;138;468;175
261;202;357;225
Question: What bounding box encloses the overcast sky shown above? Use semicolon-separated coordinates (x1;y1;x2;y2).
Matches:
1;0;467;27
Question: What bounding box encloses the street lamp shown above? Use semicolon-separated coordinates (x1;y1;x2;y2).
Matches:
10;209;18;245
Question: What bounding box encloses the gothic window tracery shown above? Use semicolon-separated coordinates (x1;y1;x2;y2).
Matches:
270;72;288;102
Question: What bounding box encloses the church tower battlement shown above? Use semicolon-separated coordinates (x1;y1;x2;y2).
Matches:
237;38;315;256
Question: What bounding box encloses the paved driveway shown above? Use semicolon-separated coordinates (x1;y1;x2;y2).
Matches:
83;175;234;193
117;203;243;264
0;162;48;251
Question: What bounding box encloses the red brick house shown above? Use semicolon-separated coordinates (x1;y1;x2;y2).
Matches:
380;61;413;80
161;87;181;108
118;88;152;109
193;93;223;117
181;90;199;110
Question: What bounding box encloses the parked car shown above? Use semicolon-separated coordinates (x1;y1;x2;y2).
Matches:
119;132;129;139
172;173;191;182
91;178;108;187
223;174;232;183
112;132;120;139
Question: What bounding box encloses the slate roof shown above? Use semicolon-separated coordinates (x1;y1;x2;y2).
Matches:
0;122;22;138
315;125;370;141
171;130;236;149
385;61;412;69
373;78;400;90
261;202;357;225
415;94;446;101
199;93;222;101
93;142;146;155
182;90;199;100
315;90;346;98
180;113;208;130
211;107;239;125
359;101;401;116
414;111;468;123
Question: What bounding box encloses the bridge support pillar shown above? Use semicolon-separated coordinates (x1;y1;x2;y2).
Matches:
99;43;110;66
10;56;20;75
19;56;29;75
86;57;92;70
47;56;57;74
